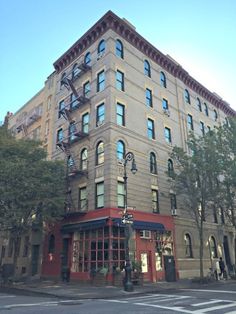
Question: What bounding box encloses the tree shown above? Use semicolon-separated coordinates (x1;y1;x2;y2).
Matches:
170;132;222;280
0;126;65;274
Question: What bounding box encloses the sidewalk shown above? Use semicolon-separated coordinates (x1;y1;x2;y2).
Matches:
0;278;233;300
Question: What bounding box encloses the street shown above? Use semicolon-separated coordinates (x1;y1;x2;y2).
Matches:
0;282;236;313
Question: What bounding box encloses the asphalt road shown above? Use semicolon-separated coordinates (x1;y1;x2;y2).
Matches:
0;282;236;313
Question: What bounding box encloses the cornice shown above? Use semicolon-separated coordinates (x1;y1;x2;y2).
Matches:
53;10;235;117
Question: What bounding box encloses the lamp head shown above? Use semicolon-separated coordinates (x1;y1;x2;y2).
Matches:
131;159;137;174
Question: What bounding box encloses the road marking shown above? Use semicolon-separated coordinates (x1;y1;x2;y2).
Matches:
192;299;222;307
192;302;236;313
182;288;236;294
102;299;128;304
0;295;15;298
148;296;192;303
134;302;194;313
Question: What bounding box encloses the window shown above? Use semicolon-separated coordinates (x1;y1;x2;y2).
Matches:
162;98;169;110
8;238;13;258
83;81;90;97
79;186;87;211
167;159;174;177
69;122;77;141
72;63;81;79
117;182;125;208
150;152;157;174
82;112;89;133
160;71;166;88
98;40;105;54
48;234;55;254
97;70;105;92
60;72;66;88
187;114;194;130
22;236;29;257
146;88;153;107
58;100;65;118
96;103;105;126
209;236;217;258
152;189;159;213
117;140;125;160
213;109;218;121
70;93;79;110
56;128;63;142
96;141;104;165
147;119;155;140
1;245;6;260
184;234;193;258
116;103;125;126
197;98;202;112
81;148;88;170
116;70;124;91
184;89;191;104
144;60;151;77
116;39;123;58
84;52;91;65
204;103;209;116
200;121;205;136
47;96;51;111
170;193;177;210
164;127;172;143
96;182;104;208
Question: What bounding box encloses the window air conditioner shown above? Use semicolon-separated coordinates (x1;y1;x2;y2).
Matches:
140;230;151;239
171;208;178;216
163;109;170;117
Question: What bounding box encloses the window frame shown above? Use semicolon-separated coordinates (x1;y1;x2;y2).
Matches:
116;70;125;91
160;71;167;88
184;89;191;104
116;102;125;126
167;159;174;177
162;98;169;110
200;121;205;136
97;70;105;92
184;233;193;258
170;193;177;210
82;112;89;134
147;118;155;140
96;182;104;208
164;127;172;144
204;103;209;116
96;141;104;165
56;128;63;143
117;140;125;160
80;148;88;170
152;189;159;213
197;98;202;112
83;81;90;97
117;181;125;208
98;40;105;54
84;52;91;65
150;152;157;174
96;103;105;126
79;186;87;211
187;114;194;130
58;100;65;118
144;60;151;77
116;39;123;59
146;88;153;107
209;236;218;258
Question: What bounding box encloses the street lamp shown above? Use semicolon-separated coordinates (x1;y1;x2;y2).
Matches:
123;151;137;292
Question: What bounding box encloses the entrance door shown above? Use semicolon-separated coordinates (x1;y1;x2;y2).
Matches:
31;245;40;276
61;238;69;268
164;255;176;282
140;251;152;281
223;236;231;270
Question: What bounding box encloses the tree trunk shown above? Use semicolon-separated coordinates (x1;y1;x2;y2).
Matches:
199;221;204;281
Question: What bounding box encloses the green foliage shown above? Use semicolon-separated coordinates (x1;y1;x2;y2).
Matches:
0;126;65;237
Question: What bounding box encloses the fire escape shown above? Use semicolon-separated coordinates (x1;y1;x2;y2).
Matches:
56;61;91;214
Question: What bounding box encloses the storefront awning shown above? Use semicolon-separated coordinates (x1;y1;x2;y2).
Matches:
61;218;108;234
112;218;165;231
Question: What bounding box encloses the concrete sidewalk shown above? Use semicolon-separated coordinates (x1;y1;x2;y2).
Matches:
0;278;233;300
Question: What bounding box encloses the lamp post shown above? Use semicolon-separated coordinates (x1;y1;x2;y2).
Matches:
123;151;137;292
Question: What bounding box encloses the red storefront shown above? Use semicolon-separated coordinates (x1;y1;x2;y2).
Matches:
42;208;178;283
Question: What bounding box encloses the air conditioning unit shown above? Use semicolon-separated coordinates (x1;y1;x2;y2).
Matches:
140;230;151;239
97;120;104;127
163;109;170;117
97;52;104;60
171;208;178;216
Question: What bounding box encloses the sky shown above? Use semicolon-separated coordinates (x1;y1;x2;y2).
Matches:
0;0;236;123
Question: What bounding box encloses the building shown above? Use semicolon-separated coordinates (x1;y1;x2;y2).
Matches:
3;11;235;282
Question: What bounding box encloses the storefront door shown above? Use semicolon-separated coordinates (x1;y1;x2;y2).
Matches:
140;251;153;281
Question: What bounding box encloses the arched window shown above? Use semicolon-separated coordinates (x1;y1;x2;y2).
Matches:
84;52;91;65
184;233;193;258
116;39;123;59
150;152;157;174
72;63;80;79
144;60;151;77
96;141;104;165
214;109;218;121
197;98;202;112
167;159;174;177
48;234;55;254
98;40;105;54
204;103;209;116
160;71;167;88
81;148;88;170
209;236;218;258
117;140;125;160
184;89;191;104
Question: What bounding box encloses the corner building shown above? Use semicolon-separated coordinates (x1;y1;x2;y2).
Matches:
6;11;235;282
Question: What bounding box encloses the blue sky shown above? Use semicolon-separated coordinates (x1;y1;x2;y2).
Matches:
0;0;236;122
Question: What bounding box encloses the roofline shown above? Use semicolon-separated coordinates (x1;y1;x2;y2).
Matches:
53;10;235;117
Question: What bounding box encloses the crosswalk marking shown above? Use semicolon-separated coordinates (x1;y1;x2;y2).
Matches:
192;302;236;313
182;288;236;294
192;299;225;307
